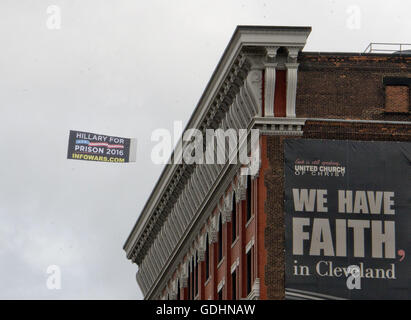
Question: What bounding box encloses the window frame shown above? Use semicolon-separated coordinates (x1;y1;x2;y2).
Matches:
205;235;210;280
218;214;223;262
246;248;252;296
246;175;252;222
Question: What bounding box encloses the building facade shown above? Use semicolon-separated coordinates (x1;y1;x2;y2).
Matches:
124;26;411;300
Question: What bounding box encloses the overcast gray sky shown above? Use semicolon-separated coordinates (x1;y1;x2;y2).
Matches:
0;0;410;300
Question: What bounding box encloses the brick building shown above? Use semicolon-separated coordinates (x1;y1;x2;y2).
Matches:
123;26;411;300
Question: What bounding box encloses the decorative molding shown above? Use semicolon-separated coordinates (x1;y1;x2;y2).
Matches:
253;117;305;136
265;46;279;60
217;278;226;292
245;70;263;116
287;46;300;61
250;142;261;180
263;63;277;117
246;278;260;300
246;237;255;253
235;173;247;201
285;62;299;118
198;247;205;262
181;276;188;288
209;228;218;244
153;155;242;298
225;190;234;211
169;280;178;300
222;191;233;223
231;258;240;274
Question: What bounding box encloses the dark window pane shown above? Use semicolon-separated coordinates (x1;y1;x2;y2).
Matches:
194;252;198;296
205;236;210;280
232;270;236;300
246;250;252;295
232;195;237;243
246;176;252;221
218;215;223;262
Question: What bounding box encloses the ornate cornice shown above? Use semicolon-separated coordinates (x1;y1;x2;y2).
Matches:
128;53;251;265
253;117;305;135
246;278;261;300
126;26;312;299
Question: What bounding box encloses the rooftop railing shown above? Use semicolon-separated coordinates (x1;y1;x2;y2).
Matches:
364;43;411;54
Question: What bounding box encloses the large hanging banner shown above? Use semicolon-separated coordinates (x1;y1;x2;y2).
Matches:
67;130;137;163
284;139;410;300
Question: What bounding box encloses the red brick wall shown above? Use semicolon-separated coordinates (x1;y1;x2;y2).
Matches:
257;137;268;299
296;54;411;121
261;134;294;299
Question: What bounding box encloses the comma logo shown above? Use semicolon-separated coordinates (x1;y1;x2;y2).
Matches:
46;265;62;290
398;249;405;262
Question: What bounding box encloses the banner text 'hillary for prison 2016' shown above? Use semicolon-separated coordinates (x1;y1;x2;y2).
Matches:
67;130;136;163
284;139;410;300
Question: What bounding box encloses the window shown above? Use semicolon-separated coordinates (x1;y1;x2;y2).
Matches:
246;175;252;222
246;250;252;296
187;261;191;300
194;252;198;297
218;215;223;262
205;235;210;280
218;288;223;300
231;270;237;300
384;77;410;113
177;280;180;300
190;257;194;299
232;194;237;243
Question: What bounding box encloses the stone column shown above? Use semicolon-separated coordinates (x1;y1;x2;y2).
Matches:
285;47;300;118
285;63;299;118
264;47;279;117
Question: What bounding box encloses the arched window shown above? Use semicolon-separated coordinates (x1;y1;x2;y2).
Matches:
205;234;210;280
232;194;237;243
218;214;223;262
246;175;252;222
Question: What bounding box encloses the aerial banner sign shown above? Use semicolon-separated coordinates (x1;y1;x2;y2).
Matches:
67;130;137;163
284;139;410;300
